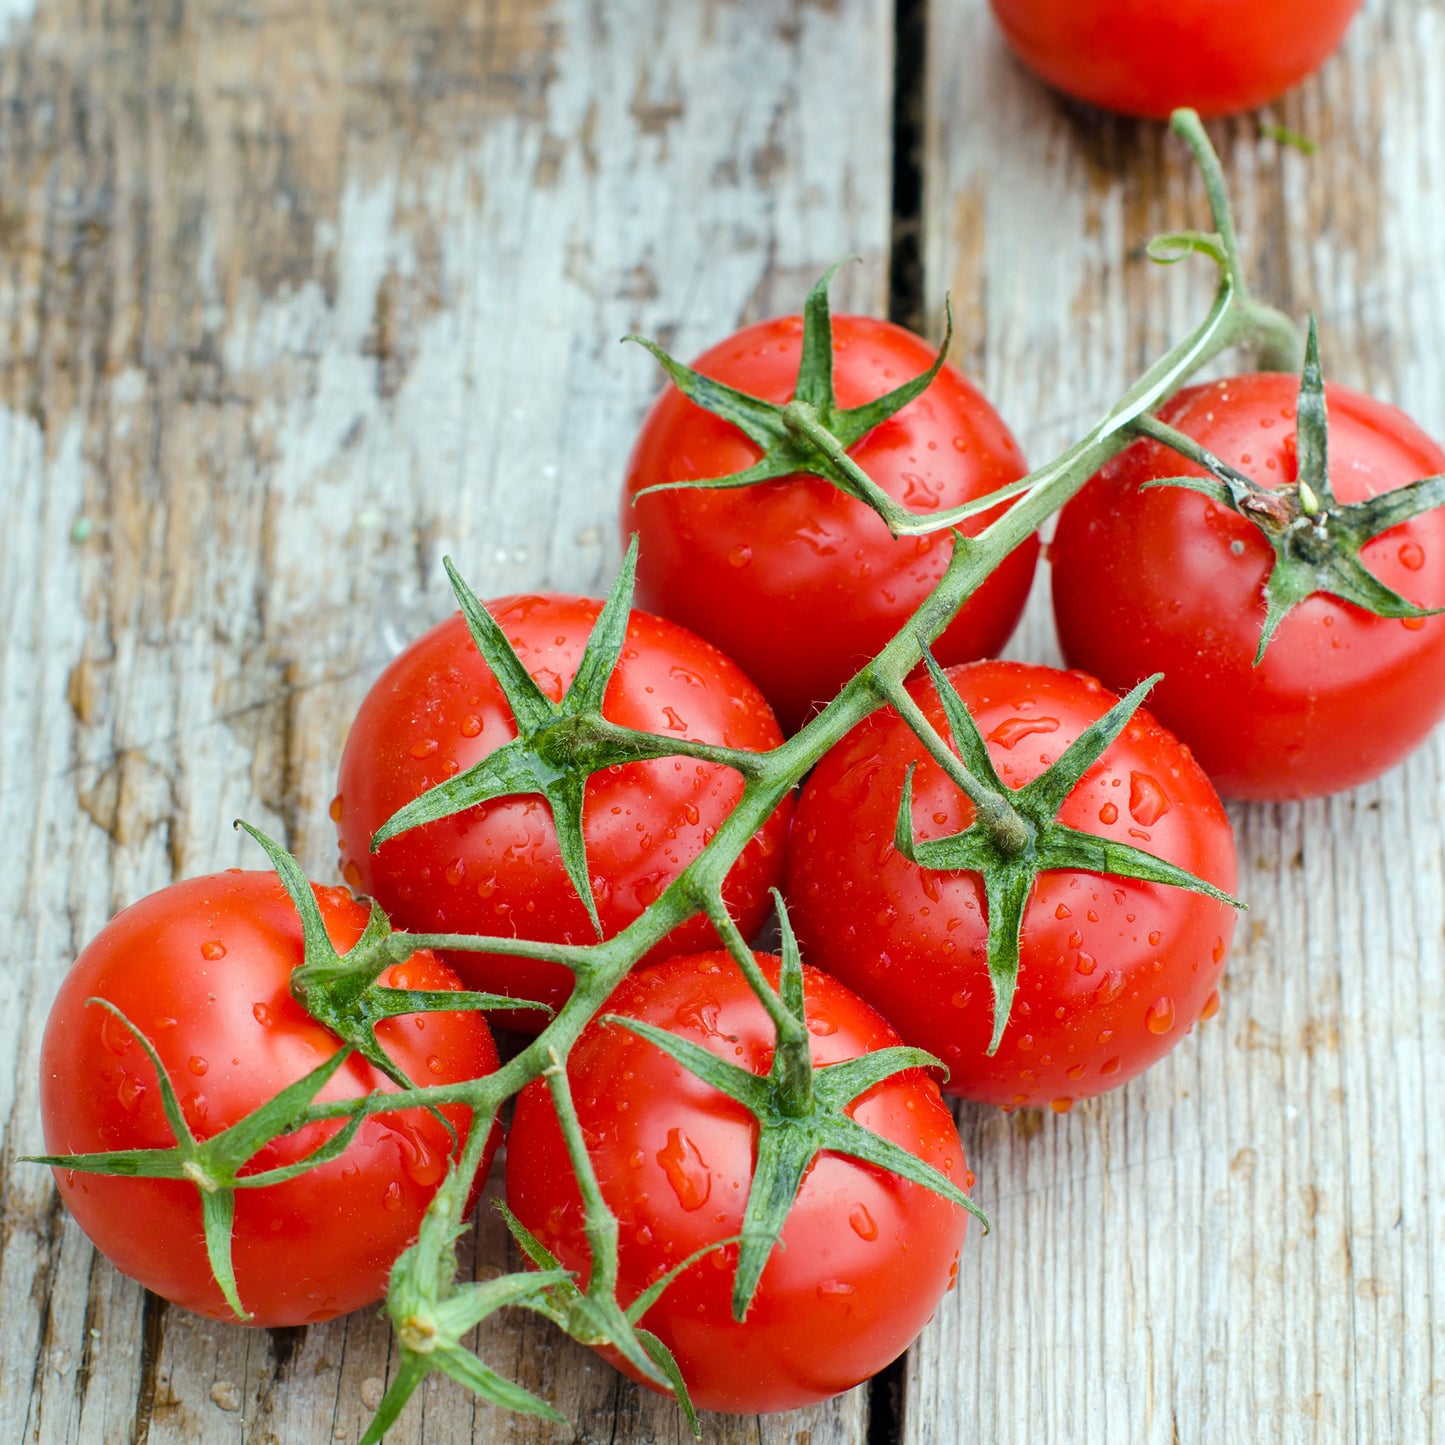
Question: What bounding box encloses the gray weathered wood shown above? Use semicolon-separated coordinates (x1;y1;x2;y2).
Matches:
912;2;1445;1442
0;0;889;1440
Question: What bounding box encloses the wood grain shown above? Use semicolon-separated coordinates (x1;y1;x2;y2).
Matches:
0;0;889;1440
914;2;1445;1443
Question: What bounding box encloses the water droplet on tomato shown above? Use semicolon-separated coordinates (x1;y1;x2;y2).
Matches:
987;716;1060;749
1050;1098;1073;1114
1403;616;1427;631
382;1181;404;1212
1128;773;1170;826
662;706;688;732
426;1055;445;1075
807;1015;838;1036
1098;802;1119;825
1399;541;1426;571
675;994;723;1037
252;1002;272;1026
950;989;972;1009
99;1012;131;1056
1067;1063;1086;1080
1146;997;1176;1034
117;1072;146;1111
476;876;499;900
1075;951;1096;976
188;1056;209;1076
1148;930;1162;947
1055;904;1072;920
1017;1033;1035;1053
1201;989;1222;1021
658;1129;711;1211
411;738;439;759
201;939;226;961
849;1204;879;1241
816;1279;855;1300
1100;1056;1121;1075
343;860;364;889
460;713;483;738
444;857;466;886
329;794;344;822
728;544;753;568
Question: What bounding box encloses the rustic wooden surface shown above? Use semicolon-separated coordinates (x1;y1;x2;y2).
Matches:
2;0;1441;1441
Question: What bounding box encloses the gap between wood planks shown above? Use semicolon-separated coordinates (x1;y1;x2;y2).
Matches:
870;2;929;1443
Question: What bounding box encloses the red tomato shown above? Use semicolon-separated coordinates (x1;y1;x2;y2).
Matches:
38;871;498;1326
504;951;970;1414
783;661;1237;1110
988;0;1363;119
622;314;1037;732
335;595;792;1025
1049;375;1445;800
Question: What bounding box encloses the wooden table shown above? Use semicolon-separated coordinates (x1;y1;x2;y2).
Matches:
4;1;1443;1440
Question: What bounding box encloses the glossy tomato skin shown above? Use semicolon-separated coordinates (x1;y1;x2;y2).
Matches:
1050;376;1445;800
336;595;791;1027
988;0;1363;119
505;951;969;1414
783;661;1237;1110
622;314;1038;733
39;871;498;1326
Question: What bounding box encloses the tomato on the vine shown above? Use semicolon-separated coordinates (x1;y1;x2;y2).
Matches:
38;871;498;1326
622;313;1037;732
504;950;970;1414
335;594;791;1025
783;660;1237;1110
988;0;1363;119
1049;374;1445;800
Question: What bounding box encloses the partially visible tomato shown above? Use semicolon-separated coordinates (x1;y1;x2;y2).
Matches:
505;950;969;1414
335;595;792;1026
623;314;1037;732
783;660;1237;1110
1050;375;1445;800
39;871;498;1326
988;0;1363;119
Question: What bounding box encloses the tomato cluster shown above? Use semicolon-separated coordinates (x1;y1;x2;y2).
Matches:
33;106;1445;1439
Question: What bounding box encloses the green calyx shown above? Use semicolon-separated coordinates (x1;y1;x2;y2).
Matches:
890;650;1243;1056
1135;316;1445;663
26;1000;365;1322
237;822;547;1090
626;257;1015;538
370;536;764;938
604;896;986;1324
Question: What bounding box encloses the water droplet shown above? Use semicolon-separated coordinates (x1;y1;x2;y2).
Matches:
1403;616;1427;632
950;989;972;1009
816;1279;856;1300
382;1181;404;1212
1098;802;1119;825
201;939;227;961
1017;1033;1035;1053
1075;951;1097;976
460;713;483;738
253;1002;272;1026
411;738;439;759
1067;1063;1086;1080
1398;541;1426;571
1055;904;1072;920
658;1129;711;1211
1213;936;1226;963
445;857;467;886
100;1012;132;1056
1100;1055;1121;1075
1146;997;1176;1034
343;860;364;889
1201;989;1221;1021
1050;1098;1074;1114
675;994;723;1037
952;437;969;453
849;1204;879;1241
426;1055;445;1075
728;544;753;568
1148;930;1162;947
188;1056;209;1076
117;1072;146;1111
662;706;688;732
807;1015;838;1037
987;716;1060;749
1128;773;1170;826
476;876;499;899
329;794;344;822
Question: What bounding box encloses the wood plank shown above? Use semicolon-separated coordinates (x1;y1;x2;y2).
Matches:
0;0;894;1440
915;1;1445;1441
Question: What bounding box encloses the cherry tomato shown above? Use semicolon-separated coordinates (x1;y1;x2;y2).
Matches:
988;0;1363;119
335;595;792;1026
1049;375;1445;800
504;951;970;1414
783;660;1237;1110
622;314;1037;732
38;871;498;1326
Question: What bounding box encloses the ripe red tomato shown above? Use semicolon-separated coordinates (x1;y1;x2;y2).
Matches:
1049;375;1445;800
38;871;498;1326
988;0;1363;119
622;314;1037;732
783;660;1237;1110
504;951;970;1413
335;595;792;1025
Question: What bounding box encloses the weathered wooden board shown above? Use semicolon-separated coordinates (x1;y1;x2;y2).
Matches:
0;0;892;1440
912;1;1445;1442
